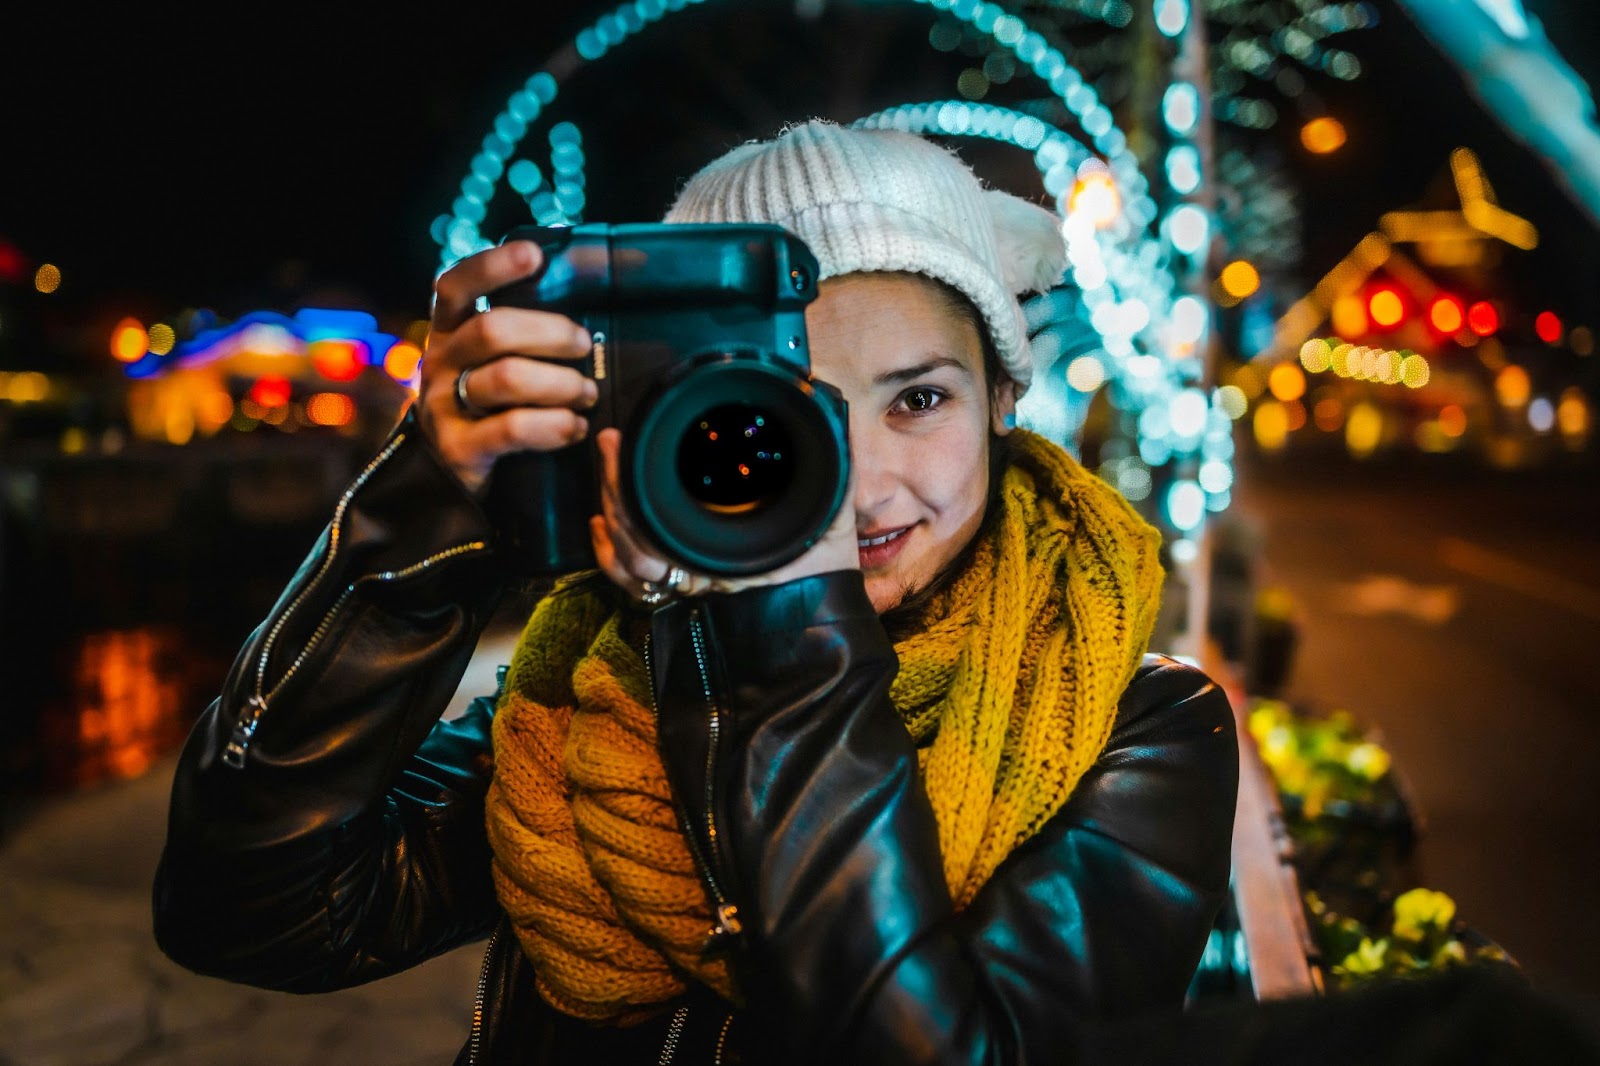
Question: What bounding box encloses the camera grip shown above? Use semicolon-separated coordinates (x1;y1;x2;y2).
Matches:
482;445;597;576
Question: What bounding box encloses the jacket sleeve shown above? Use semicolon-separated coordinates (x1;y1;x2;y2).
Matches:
649;571;1238;1066
152;408;511;992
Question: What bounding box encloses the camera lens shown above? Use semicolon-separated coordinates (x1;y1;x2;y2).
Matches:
629;354;849;576
677;404;794;513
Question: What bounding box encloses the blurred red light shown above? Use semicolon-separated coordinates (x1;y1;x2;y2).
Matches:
1467;301;1499;336
0;240;25;284
249;375;292;408
1535;311;1562;344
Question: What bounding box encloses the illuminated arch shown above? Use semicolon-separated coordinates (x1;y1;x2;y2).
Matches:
431;0;1243;534
431;0;1159;270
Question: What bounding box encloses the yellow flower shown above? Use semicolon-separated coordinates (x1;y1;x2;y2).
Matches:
1337;937;1390;976
1431;940;1469;968
1392;888;1456;942
1248;702;1289;745
1345;741;1392;781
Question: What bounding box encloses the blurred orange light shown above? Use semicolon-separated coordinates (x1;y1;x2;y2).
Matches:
1429;295;1464;334
1495;365;1530;407
249;375;292;408
110;318;148;363
310;339;365;382
384;341;423;382
1301;117;1347;155
306;391;356;427
1535;311;1562;345
1368;287;1404;329
1268;363;1307;402
1467;300;1499;336
1438;404;1467;438
1312;397;1344;432
34;263;61;294
1220;260;1261;300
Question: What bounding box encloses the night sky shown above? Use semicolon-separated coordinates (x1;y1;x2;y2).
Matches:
6;1;1599;354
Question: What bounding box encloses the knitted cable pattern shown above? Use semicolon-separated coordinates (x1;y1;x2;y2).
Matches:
484;429;1164;1022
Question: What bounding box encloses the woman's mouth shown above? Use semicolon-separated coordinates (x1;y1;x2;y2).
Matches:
857;524;914;569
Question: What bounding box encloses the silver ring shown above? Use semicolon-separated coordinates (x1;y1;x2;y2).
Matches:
637;581;670;608
454;367;490;419
664;566;692;596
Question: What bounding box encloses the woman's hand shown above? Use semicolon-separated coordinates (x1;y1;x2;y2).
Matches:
590;428;860;606
416;240;597;496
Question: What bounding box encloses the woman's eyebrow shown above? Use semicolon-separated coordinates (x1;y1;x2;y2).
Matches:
872;355;971;387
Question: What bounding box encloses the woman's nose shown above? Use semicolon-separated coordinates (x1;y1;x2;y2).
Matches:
847;420;898;517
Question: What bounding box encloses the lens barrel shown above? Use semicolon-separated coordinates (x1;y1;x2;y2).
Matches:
626;353;849;576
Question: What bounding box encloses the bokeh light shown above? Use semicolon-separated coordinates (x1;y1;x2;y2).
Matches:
1467;300;1500;336
1300;338;1333;374
1220;260;1260;300
1300;116;1348;154
1429;295;1464;334
34;263;61;294
310;339;365;382
110;318;149;363
1332;295;1367;337
147;323;176;356
306;392;357;427
1367;287;1403;329
1253;401;1289;451
1572;326;1595;357
1535;311;1562;345
248;376;292;409
384;341;424;384
1438;404;1468;438
1557;388;1590;445
1345;402;1383;458
1527;397;1554;433
1494;365;1531;407
1269;363;1306;402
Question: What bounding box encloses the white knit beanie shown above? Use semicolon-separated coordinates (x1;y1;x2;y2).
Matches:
663;118;1067;393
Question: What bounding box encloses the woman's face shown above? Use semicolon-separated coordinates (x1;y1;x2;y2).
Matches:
806;272;1017;614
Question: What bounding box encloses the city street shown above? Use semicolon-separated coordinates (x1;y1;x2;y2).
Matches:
1232;448;1600;1004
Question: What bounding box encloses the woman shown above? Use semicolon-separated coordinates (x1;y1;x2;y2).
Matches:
154;119;1238;1064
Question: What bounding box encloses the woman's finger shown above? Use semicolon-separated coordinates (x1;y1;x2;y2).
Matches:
431;406;590;492
429;241;543;333
442;352;597;420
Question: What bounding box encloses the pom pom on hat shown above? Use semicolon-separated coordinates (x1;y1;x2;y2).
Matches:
664;119;1066;392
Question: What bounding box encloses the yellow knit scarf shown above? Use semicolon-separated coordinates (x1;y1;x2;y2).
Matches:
484;429;1163;1024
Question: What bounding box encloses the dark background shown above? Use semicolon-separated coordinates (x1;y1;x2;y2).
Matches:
4;0;1598;341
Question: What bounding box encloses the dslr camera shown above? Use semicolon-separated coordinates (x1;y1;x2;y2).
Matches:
482;222;850;578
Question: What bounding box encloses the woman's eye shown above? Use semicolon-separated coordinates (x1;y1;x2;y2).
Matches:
901;388;943;413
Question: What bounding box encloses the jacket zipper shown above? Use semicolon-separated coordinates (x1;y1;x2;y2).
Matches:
467;924;501;1066
223;432;491;768
658;1003;690;1066
643;621;741;946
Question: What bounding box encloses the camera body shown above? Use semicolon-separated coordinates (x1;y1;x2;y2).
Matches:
482;222;850;578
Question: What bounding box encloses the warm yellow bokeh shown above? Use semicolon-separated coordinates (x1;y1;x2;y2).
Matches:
1494;365;1531;407
1346;402;1383;457
1220;260;1260;300
1268;363;1306;402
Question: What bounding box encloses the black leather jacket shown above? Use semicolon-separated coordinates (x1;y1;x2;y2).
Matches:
153;413;1239;1065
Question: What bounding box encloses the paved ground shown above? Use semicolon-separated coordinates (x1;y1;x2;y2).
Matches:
0;627;518;1066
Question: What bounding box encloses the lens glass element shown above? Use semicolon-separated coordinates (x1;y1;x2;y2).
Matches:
677;404;794;513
